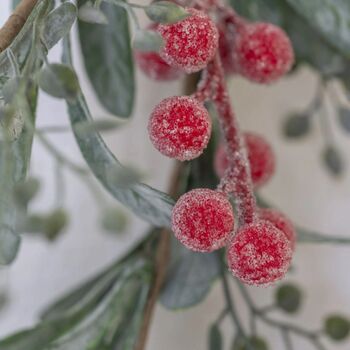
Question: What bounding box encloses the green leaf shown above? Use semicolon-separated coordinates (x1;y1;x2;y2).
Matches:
77;0;134;118
324;315;350;341
0;227;20;265
233;336;269;350
78;2;109;24
62;36;174;227
208;324;222;350
145;1;189;24
38;64;80;101
133;30;164;52
275;283;302;313
42;2;77;50
160;239;220;309
285;0;350;58
0;254;152;350
73;118;123;135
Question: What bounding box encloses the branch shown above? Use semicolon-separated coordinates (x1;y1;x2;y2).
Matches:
0;0;38;53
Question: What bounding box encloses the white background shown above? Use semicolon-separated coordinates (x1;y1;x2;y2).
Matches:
1;1;350;349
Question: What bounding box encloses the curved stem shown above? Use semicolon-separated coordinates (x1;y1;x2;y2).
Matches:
211;55;257;225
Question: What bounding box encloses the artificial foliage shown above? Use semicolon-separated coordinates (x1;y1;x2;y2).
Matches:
0;0;350;349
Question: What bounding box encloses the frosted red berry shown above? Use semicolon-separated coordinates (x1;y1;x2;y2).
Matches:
214;132;275;187
157;8;219;73
227;221;293;286
148;96;211;161
234;22;294;84
135;25;183;81
172;189;234;252
259;208;296;250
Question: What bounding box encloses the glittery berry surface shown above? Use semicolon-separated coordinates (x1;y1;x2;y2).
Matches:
135;24;182;81
215;132;275;187
158;8;219;73
234;22;294;84
259;208;296;250
172;189;234;252
227;221;293;286
148;96;211;161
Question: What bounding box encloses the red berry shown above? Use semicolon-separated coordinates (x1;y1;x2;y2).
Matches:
259;208;296;250
172;189;234;252
227;221;293;286
135;25;183;81
158;8;219;73
214;132;275;187
148;96;211;161
234;22;294;84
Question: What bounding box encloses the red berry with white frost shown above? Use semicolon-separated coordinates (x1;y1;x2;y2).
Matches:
135;24;183;81
157;8;219;73
234;22;294;84
227;221;293;286
148;96;211;161
214;132;275;187
259;208;296;250
172;189;234;252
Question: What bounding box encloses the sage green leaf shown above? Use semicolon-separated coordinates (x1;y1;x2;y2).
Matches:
73;119;123;136
0;256;152;350
38;64;80;101
0;227;20;265
285;0;350;58
42;2;77;50
145;1;189;24
133;30;164;52
78;2;109;24
2;77;21;104
62;37;174;227
208;324;223;350
77;0;134;118
338;107;350;133
160;239;220;309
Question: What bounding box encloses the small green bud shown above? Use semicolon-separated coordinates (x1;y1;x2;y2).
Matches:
324;315;350;341
322;146;344;177
42;209;69;241
283;113;310;138
275;284;302;313
101;207;128;233
145;1;189;24
232;336;268;350
38;63;80;101
13;177;40;208
338;107;350;133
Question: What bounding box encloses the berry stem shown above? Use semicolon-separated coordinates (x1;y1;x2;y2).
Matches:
210;54;257;225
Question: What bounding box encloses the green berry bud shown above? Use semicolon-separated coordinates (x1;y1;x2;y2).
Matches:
232;336;268;350
101;208;128;233
283;113;310;139
275;284;302;313
43;209;69;241
324;315;350;341
13;177;40;208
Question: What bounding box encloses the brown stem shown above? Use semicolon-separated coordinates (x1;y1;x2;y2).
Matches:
0;0;38;53
135;75;198;350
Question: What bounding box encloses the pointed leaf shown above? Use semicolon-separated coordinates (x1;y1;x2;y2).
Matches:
77;0;134;118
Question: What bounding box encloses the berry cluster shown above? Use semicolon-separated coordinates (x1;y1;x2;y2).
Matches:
136;1;296;286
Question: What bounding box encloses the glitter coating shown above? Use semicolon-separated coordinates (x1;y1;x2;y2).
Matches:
235;23;294;84
158;8;219;73
171;189;235;252
215;132;275;187
259;208;296;250
135;24;183;81
148;96;212;161
227;221;293;286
